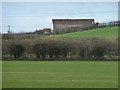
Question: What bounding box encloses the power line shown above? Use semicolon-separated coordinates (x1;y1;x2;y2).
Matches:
3;10;117;17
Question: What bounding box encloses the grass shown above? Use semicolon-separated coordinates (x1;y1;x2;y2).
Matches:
61;27;118;38
36;26;118;41
2;26;119;88
2;61;118;88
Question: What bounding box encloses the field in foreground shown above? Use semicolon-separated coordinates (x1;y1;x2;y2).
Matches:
2;61;118;88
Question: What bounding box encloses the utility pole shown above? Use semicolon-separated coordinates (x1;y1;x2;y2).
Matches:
8;25;11;34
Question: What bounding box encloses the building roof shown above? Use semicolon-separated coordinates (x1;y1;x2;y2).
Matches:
52;19;95;24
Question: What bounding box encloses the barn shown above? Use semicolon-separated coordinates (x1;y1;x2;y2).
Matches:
52;19;95;33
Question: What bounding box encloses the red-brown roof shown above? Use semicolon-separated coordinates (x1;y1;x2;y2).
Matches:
52;19;94;24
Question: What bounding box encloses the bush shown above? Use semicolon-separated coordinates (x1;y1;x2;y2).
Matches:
10;44;25;58
48;41;72;59
33;42;48;59
2;35;118;61
33;40;72;60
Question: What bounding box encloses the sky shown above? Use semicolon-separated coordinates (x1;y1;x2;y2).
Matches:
1;2;118;33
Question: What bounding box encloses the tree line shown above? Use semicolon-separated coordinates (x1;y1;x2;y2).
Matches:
2;37;118;61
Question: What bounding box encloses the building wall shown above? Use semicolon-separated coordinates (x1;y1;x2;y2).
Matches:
52;19;95;33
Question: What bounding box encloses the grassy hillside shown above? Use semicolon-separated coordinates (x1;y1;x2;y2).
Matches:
39;26;118;40
60;26;118;38
3;61;118;88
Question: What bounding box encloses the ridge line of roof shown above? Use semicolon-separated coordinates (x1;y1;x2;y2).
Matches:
52;19;95;22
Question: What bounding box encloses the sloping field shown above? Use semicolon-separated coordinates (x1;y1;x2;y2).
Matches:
38;26;118;40
2;61;118;88
59;26;118;38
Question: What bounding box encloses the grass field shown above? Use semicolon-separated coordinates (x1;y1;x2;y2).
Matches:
59;26;118;38
2;61;118;88
38;26;118;40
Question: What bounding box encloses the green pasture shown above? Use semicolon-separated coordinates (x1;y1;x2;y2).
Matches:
38;26;118;40
2;61;118;88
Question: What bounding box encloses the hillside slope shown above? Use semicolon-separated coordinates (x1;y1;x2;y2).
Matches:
35;26;118;41
53;26;118;39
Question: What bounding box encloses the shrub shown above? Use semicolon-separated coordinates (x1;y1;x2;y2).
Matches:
10;44;25;58
33;42;48;59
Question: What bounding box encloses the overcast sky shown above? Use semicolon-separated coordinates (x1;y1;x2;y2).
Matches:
2;2;118;33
